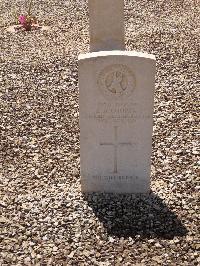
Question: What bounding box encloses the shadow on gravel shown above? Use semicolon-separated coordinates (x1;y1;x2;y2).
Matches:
83;191;188;239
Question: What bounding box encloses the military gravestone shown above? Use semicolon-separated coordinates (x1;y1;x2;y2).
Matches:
78;0;156;193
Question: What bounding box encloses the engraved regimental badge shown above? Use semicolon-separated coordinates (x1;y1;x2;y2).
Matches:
98;64;136;99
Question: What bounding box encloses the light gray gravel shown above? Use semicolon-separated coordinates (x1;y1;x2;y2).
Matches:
0;0;199;265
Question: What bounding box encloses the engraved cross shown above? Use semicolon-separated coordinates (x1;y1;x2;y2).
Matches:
100;126;132;174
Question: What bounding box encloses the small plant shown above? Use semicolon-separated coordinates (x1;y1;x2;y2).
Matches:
17;0;37;31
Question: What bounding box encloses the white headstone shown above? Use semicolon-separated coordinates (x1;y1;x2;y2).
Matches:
89;0;125;52
79;51;156;193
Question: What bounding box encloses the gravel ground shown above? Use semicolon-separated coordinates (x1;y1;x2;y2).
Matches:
0;0;199;265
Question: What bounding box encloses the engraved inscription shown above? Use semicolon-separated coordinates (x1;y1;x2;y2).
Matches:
98;64;136;100
100;126;133;174
92;175;139;182
84;102;150;122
